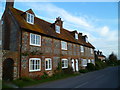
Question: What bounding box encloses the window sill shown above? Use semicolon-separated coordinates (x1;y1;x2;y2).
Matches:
29;69;41;72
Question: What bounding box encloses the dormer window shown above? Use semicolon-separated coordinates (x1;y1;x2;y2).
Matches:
75;33;78;39
26;12;34;24
55;25;60;34
86;37;88;43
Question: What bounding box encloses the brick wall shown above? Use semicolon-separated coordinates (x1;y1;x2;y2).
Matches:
21;31;95;78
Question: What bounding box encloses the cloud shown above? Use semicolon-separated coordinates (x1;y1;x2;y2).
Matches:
25;2;118;57
100;26;109;36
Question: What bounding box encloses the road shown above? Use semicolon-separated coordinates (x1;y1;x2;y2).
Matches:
26;66;120;88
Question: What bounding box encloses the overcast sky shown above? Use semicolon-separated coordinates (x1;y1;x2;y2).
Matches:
0;0;118;59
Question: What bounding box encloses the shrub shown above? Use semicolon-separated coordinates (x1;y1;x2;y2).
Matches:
40;72;49;79
79;69;88;73
19;77;34;82
86;63;95;71
62;66;74;74
95;61;107;70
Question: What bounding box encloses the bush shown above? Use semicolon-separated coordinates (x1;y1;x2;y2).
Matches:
95;61;107;70
19;77;34;82
86;63;95;71
40;72;49;79
79;69;88;73
62;66;74;74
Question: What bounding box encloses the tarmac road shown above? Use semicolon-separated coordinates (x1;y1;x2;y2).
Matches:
26;66;120;88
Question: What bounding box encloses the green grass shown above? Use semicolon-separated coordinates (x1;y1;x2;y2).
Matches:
12;73;79;88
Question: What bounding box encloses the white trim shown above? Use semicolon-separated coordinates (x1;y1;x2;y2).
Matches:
30;33;41;46
29;58;41;72
55;25;60;34
45;58;52;70
81;59;87;66
62;59;68;69
81;46;84;52
61;41;67;50
26;12;34;24
75;33;78;39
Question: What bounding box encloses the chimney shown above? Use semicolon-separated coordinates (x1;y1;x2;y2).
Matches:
55;17;63;28
79;33;82;36
5;0;14;10
82;35;88;42
100;52;102;55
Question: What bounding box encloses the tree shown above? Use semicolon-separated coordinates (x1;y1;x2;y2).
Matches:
108;52;117;61
108;52;117;66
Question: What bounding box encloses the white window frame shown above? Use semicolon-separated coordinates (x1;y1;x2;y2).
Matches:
61;41;67;50
91;59;95;64
81;46;84;52
55;25;60;34
62;59;68;69
88;59;91;63
75;33;78;39
30;33;41;46
45;58;52;70
29;58;41;72
26;12;34;24
82;59;87;66
90;48;93;54
86;37;88;43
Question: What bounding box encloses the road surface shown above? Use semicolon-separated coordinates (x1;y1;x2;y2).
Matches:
26;66;120;88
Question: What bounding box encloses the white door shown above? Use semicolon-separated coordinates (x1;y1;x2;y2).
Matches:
71;59;75;71
76;59;79;71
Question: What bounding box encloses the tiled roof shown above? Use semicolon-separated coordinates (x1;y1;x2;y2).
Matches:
9;7;95;48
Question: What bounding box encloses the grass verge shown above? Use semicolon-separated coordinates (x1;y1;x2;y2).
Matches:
12;73;79;88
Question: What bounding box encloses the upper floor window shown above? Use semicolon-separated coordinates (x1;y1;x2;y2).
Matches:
55;25;60;34
90;48;93;54
45;58;52;70
61;41;67;50
29;58;41;72
75;33;78;39
30;33;41;46
26;12;34;24
86;37;88;43
62;59;68;69
81;46;84;52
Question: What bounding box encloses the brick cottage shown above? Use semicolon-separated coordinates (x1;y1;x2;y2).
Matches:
1;0;95;80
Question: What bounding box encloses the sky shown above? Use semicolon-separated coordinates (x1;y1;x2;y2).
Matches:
0;0;119;59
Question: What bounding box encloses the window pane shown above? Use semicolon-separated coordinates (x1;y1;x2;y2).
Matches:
36;35;40;45
31;34;35;44
56;25;60;33
62;60;64;67
27;13;30;22
33;60;34;70
49;60;51;68
46;61;48;69
31;15;34;23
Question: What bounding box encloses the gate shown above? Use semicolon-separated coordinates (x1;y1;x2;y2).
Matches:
3;58;14;81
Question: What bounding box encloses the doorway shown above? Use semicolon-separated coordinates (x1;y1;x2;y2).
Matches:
3;58;14;81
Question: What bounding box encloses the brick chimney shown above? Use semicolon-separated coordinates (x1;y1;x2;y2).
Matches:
5;0;14;10
55;17;63;28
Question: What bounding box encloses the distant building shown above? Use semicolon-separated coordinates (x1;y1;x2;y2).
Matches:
95;50;106;61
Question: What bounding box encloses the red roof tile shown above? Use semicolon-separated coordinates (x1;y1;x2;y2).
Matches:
9;7;95;49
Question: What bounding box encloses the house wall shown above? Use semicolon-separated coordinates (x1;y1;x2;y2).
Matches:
2;9;20;80
21;31;95;78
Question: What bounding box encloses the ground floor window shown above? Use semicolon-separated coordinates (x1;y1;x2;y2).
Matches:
29;58;41;72
82;59;87;66
91;59;95;64
62;59;68;69
45;58;52;70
